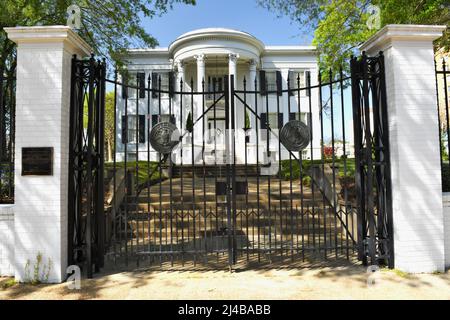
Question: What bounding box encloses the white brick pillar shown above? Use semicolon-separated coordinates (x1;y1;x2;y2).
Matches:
5;26;91;283
361;25;447;273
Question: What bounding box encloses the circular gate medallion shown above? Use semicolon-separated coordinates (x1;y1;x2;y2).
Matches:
150;122;180;154
280;120;311;152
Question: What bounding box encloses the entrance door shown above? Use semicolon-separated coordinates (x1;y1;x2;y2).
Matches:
208;119;226;148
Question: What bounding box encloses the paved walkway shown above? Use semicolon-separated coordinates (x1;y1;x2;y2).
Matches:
1;265;450;300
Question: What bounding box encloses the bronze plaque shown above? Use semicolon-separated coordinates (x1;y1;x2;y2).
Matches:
150;122;180;154
280;120;311;152
22;147;53;176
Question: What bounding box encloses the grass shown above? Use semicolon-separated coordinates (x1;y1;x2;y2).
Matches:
104;161;166;186
280;158;356;182
391;269;413;279
1;278;17;290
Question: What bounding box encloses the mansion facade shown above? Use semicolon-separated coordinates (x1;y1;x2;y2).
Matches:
116;28;321;165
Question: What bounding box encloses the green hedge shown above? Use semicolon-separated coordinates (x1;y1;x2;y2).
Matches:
104;161;163;185
280;158;356;182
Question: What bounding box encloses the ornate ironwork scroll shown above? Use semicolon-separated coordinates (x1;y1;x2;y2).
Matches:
68;55;106;278
351;52;394;268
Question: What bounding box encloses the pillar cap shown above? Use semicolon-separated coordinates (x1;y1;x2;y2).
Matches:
360;24;447;53
5;25;92;56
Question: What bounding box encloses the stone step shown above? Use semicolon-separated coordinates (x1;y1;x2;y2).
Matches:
172;165;260;178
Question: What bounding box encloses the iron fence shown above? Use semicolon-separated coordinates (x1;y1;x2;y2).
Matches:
435;58;450;192
0;74;15;204
69;53;392;277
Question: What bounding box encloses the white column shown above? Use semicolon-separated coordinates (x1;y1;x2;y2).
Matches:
176;60;185;90
361;24;447;273
229;53;239;87
5;26;91;283
248;59;257;135
175;60;185;132
229;53;242;163
194;54;206;159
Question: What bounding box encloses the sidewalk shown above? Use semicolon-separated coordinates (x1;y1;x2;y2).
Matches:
1;265;450;300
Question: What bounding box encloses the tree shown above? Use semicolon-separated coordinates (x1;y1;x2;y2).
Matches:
258;0;449;76
0;0;196;78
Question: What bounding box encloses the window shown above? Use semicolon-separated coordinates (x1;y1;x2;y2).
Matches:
151;114;176;127
122;115;146;144
288;70;311;96
260;113;283;129
151;72;174;98
266;72;277;92
122;72;146;99
260;70;282;96
289;112;309;124
207;76;224;99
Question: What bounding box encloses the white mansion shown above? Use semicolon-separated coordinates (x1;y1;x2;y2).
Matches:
117;28;321;164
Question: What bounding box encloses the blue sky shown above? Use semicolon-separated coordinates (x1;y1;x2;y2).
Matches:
142;0;314;47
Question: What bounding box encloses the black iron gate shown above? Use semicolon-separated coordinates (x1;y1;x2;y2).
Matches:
68;55;106;277
69;53;393;277
351;53;394;268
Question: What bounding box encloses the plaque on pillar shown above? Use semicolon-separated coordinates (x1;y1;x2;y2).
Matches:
22;147;54;176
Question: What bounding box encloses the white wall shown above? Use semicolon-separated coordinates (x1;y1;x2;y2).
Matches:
0;205;14;277
443;193;450;268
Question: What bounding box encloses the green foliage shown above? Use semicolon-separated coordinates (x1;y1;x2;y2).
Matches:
104;92;116;161
0;0;196;75
258;0;450;76
105;161;164;185
244;110;251;130
280;158;356;181
442;139;449;162
1;278;17;289
24;252;52;285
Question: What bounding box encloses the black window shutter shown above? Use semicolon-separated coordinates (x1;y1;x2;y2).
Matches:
260;113;267;129
138;115;145;143
259;70;267;96
278;113;284;129
288;71;295;96
152;114;159;127
169;71;175;97
138;73;146;99
289;113;296;121
121;115;128;143
276;71;282;96
122;75;128;99
151;73;158;98
305;71;311;96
